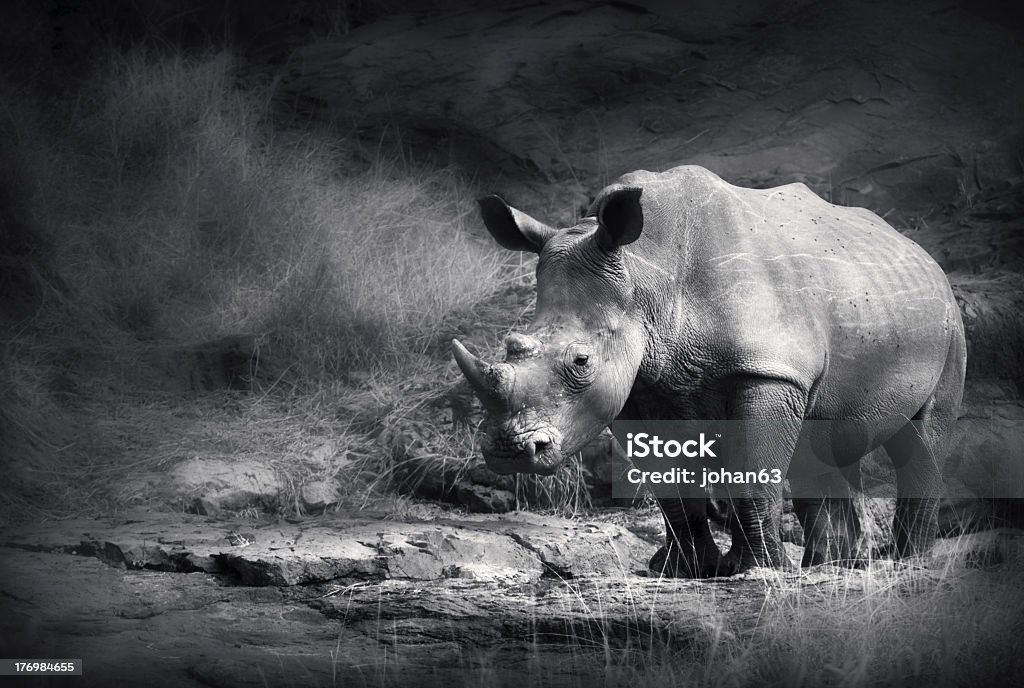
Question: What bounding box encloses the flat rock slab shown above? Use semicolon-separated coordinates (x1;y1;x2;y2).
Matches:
1;512;652;586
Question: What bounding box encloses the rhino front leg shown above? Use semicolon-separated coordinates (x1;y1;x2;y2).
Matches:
719;378;806;575
649;497;724;578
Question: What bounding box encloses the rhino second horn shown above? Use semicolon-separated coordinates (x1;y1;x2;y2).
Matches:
452;339;509;412
505;332;542;359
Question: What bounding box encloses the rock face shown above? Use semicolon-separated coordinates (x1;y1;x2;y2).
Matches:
953;272;1024;392
284;0;1023;224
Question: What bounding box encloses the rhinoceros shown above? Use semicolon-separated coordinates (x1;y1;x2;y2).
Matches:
452;165;965;577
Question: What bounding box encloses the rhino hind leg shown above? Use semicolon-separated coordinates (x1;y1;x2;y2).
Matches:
790;462;865;567
649;498;724;578
884;419;943;559
885;331;964;559
793;497;864;567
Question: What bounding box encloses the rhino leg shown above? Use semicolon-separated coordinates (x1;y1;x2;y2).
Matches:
885;334;964;559
884;419;944;559
719;378;806;575
789;460;864;566
649;498;724;578
721;493;790;574
885;422;942;558
793;496;863;567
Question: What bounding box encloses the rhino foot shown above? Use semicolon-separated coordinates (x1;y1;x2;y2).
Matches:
720;539;793;576
802;550;868;569
648;539;725;579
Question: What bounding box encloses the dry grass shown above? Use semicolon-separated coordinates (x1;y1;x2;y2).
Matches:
30;49;516;371
0;46;539;522
697;565;1023;687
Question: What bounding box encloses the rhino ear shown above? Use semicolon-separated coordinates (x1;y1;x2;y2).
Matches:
478;195;556;253
594;187;643;250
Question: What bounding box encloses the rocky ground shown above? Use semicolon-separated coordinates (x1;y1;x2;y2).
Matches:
3;511;1022;687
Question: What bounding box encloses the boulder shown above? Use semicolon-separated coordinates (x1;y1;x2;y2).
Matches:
165;458;285;514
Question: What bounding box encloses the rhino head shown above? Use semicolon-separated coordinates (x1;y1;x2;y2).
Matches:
453;187;648;475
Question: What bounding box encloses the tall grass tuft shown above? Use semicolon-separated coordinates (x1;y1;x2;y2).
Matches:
16;48;513;373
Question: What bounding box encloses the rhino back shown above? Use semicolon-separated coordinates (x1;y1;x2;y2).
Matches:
607;166;960;419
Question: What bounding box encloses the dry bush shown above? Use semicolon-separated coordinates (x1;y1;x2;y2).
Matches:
0;48;532;517
11;48;513;369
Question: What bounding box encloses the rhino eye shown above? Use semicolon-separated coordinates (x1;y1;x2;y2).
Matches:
563;345;594;381
562;346;595;390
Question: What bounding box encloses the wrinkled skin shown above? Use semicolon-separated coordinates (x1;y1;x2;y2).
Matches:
454;165;965;577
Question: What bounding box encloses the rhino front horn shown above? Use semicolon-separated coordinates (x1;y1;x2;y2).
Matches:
452;339;510;412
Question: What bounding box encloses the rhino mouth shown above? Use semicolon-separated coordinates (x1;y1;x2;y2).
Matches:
480;425;564;475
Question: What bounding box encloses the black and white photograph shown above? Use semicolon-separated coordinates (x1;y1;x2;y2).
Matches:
1;1;1022;686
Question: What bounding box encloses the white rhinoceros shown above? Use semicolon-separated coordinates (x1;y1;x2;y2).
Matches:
454;165;965;577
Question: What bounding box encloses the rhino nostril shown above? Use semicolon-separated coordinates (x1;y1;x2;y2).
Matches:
522;440;548;459
517;434;554;462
